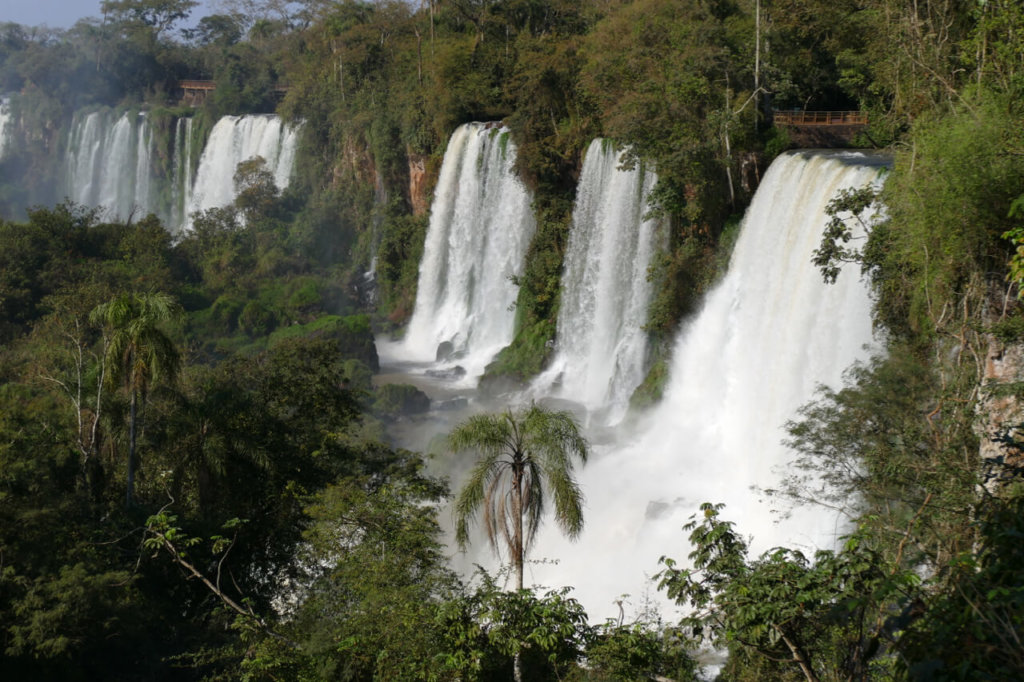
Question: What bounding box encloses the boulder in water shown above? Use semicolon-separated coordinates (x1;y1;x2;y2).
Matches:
372;383;431;419
426;365;466;379
436;397;469;411
435;340;455;362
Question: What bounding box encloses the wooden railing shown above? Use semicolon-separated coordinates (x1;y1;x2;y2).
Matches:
772;110;868;126
174;80;290;106
177;79;216;91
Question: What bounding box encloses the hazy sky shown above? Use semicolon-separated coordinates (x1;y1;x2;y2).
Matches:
2;0;219;30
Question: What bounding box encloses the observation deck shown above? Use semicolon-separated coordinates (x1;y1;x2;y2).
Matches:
174;80;290;107
773;110;869;147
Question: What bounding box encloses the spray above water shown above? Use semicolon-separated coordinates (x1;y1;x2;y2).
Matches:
390;122;536;382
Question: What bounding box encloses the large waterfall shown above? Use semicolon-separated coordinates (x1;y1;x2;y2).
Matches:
64;109;155;222
61;110;297;231
532;139;661;423
183;114;299;230
522;151;887;620
392;122;536;381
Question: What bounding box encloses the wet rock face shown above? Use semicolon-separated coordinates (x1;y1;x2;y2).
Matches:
435;341;467;363
436;340;455;362
977;333;1024;495
408;153;428;216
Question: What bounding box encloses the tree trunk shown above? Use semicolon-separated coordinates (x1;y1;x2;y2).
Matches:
778;629;821;682
512;460;524;682
127;388;137;507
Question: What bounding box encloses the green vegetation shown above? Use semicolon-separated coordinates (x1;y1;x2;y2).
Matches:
0;179;690;682
91;291;183;507
449;403;590;682
1;0;1024;679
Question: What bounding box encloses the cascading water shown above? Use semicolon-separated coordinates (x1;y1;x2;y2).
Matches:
61;111;297;232
532;139;661;424
0;97;12;161
518;150;887;620
169;117;194;231
183;114;299;230
390;122;536;382
65;110;155;222
132;117;153;213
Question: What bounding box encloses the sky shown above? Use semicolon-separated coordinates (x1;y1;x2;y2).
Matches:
2;0;220;30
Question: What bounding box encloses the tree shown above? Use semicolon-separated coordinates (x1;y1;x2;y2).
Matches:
90;291;181;507
811;184;882;284
437;571;591;682
288;478;457;680
232;155;282;223
189;13;243;47
582;618;697;682
657;503;921;682
450;402;589;682
100;0;198;40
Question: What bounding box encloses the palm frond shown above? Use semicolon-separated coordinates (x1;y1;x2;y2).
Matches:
453;449;503;550
449;402;590;571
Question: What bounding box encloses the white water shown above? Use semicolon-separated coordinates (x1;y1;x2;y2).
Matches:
65;110;155;222
62;111;297;232
389;122;536;382
183;114;299;230
507;151;887;621
531;140;661;424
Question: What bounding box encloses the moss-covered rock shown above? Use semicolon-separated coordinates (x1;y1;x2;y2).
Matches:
269;314;379;371
372;383;431;419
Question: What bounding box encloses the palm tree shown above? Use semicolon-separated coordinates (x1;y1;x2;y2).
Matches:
450;402;591;588
91;292;182;507
450;402;589;682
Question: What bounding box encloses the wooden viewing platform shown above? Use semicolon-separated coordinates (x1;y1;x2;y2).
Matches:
174;80;290;107
177;79;216;91
772;110;868;126
177;80;216;106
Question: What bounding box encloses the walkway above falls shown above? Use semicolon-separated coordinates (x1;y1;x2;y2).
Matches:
773;109;870;147
175;80;289;106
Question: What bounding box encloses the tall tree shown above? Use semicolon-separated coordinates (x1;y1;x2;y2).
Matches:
100;0;198;40
450;401;589;682
90;292;181;507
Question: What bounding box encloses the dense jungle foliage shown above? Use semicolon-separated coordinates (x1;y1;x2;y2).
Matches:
1;0;1024;680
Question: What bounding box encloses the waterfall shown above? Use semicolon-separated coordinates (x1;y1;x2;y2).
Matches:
61;111;297;232
0;97;11;161
170;117;194;230
394;122;536;381
64;110;155;222
532;139;661;423
183;114;299;230
132;116;153;214
522;151;887;620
